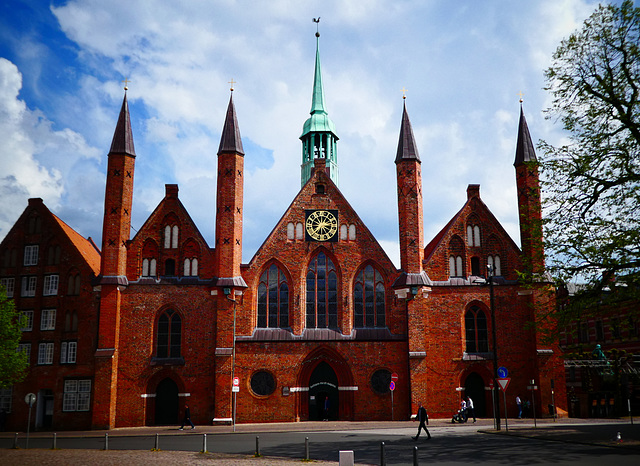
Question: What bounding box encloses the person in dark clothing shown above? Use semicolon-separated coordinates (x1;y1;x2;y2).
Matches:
179;403;195;430
412;402;431;440
323;396;330;421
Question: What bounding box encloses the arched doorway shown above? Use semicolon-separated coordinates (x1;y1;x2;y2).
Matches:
308;362;339;421
464;372;487;417
155;378;179;425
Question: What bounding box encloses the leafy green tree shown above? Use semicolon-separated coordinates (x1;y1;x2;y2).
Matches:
0;286;28;388
540;0;640;317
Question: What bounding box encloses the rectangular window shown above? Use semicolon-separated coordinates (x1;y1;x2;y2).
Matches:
43;275;59;296
60;341;77;364
23;245;39;266
1;277;15;297
21;310;33;331
38;342;54;365
0;387;12;413
21;276;37;297
63;379;91;412
40;309;56;330
18;343;31;364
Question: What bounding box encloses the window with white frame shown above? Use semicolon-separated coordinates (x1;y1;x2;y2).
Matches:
142;258;157;277
38;342;54;364
23;245;39;266
449;255;464;277
348;224;356;240
21;310;33;331
164;225;179;248
1;277;14;297
183;258;198;277
21;276;37;297
40;309;56;330
295;222;303;240
17;343;31;365
63;379;91;412
487;255;502;276
0;387;12;413
287;222;295;240
60;341;77;364
43;274;59;296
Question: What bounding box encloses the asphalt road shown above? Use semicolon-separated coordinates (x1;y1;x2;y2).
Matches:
3;424;640;465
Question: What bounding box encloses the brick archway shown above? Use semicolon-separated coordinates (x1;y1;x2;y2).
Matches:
297;346;355;421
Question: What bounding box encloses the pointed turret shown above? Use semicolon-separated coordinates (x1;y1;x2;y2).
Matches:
108;93;136;157
215;91;246;282
395;99;426;276
218;93;244;155
300;30;339;187
514;104;536;167
514;103;545;275
395;101;421;163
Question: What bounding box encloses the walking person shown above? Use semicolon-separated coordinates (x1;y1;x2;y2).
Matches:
516;395;522;419
467;396;476;423
179;403;195;430
412;402;431;440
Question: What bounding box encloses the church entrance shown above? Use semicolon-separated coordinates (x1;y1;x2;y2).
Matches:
155;378;179;425
464;372;487;417
308;362;339;421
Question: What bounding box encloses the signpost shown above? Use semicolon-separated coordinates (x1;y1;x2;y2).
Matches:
497;378;510;432
25;393;36;449
390;374;398;421
232;377;240;432
528;379;538;428
485;381;496;428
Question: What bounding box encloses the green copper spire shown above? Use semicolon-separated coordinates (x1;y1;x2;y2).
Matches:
300;26;339;187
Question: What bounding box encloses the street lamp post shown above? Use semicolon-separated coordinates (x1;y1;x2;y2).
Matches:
488;264;501;431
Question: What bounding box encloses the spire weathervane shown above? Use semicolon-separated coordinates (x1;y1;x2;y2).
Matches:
313;17;320;37
229;78;236;92
122;77;131;91
517;91;524;103
401;87;408;100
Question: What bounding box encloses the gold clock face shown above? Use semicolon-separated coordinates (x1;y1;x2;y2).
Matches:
305;210;338;242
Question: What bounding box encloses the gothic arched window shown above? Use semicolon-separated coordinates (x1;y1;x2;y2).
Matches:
353;264;385;328
257;264;289;328
465;305;488;353
306;252;338;329
157;309;181;358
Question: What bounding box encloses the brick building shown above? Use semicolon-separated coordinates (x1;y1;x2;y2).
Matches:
0;33;566;430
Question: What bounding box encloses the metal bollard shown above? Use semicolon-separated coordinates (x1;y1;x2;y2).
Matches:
13;433;19;449
255;436;260;456
202;433;207;453
380;441;386;466
52;433;57;450
155;433;159;450
104;432;109;451
305;436;310;460
413;445;419;466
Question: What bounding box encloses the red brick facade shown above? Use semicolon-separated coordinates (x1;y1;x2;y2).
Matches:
0;88;568;430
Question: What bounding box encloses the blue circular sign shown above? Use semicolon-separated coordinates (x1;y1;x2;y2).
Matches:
498;366;508;378
389;381;396;391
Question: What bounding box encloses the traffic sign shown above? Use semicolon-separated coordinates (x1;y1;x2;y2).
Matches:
389;381;396;391
24;393;36;406
233;377;240;387
488;381;494;389
498;366;508;378
391;372;399;382
497;378;510;391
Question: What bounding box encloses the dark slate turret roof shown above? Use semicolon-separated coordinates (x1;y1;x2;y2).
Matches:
395;101;420;163
109;93;136;157
514;104;537;167
218;92;244;155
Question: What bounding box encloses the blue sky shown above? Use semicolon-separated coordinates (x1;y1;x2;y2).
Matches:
0;0;608;266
